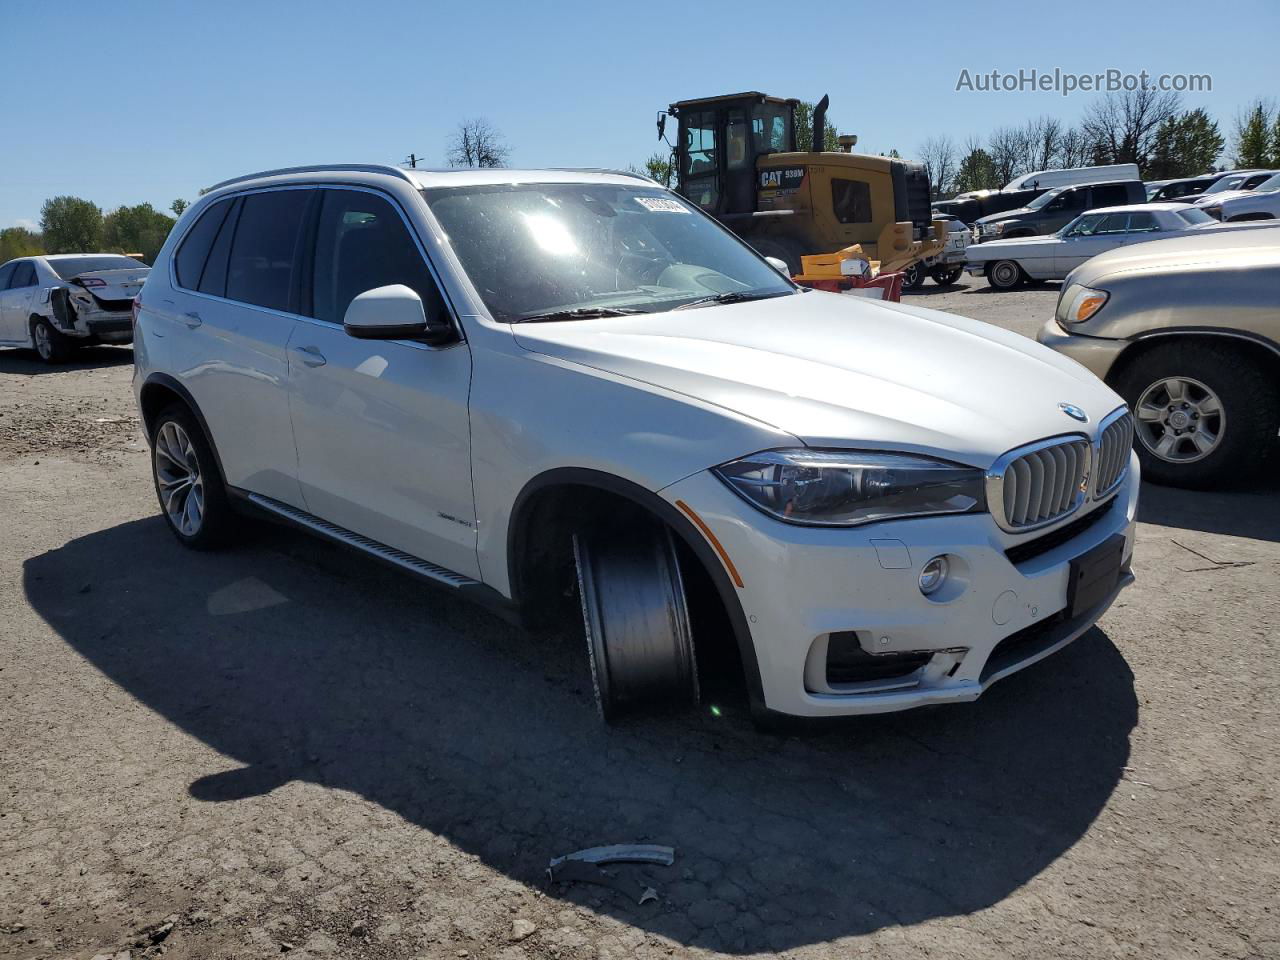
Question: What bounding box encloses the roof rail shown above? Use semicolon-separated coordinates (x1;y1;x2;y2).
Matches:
206;163;414;192
544;167;659;183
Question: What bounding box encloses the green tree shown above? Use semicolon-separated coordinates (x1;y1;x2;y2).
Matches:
40;196;103;253
642;151;674;187
1272;112;1280;166
1146;109;1225;179
0;226;45;263
952;147;1000;193
102;203;176;264
1233;101;1273;167
794;101;841;152
170;198;189;216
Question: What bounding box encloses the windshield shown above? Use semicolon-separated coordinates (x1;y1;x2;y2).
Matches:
422;183;795;322
1177;208;1214;226
1253;173;1280;193
1025;187;1063;211
48;255;147;279
1201;175;1247;195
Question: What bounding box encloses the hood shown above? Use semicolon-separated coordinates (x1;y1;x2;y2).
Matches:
1066;227;1280;286
1191;190;1252;206
967;234;1060;259
975;207;1032;225
511;291;1122;467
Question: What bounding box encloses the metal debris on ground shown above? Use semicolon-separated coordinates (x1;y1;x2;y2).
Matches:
546;844;675;905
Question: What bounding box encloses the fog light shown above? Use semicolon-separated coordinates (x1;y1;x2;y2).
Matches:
919;556;949;595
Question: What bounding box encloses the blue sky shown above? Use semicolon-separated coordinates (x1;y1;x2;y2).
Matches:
2;0;1277;229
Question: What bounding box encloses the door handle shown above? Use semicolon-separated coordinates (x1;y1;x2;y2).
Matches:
293;344;327;368
183;311;202;329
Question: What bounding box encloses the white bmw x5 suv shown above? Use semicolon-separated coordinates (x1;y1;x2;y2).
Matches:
134;164;1138;725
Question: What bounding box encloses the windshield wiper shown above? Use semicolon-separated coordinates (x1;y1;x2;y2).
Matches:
671;290;791;311
513;307;644;323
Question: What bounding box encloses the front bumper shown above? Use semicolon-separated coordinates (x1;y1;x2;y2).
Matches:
661;454;1139;718
1035;317;1127;382
963;261;987;276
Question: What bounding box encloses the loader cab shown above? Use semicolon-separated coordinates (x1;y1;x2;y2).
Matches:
667;92;798;218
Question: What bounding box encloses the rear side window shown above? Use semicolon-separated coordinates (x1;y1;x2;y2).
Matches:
1126;212;1159;232
1057;188;1087;211
198;198;241;297
10;262;36;287
832;178;872;223
0;263;14;290
226;190;311;313
174;200;232;289
1090;184;1129;207
1094;213;1129;234
310;189;446;325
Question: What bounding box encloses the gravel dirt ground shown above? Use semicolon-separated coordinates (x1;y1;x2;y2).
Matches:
2;276;1277;960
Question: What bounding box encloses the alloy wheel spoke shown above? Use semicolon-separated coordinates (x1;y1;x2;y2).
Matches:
1163;378;1187;403
1191;430;1217;454
1154;433;1178;457
1136;402;1164;423
1197;394;1222;417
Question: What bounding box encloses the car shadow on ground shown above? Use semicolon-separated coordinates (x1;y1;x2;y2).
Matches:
1138;479;1280;543
25;517;1137;953
0;345;132;374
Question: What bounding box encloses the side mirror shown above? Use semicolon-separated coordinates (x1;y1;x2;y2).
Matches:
656;112;667;142
764;256;792;276
343;284;452;344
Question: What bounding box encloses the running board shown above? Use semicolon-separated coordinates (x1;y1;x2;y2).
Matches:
246;493;480;589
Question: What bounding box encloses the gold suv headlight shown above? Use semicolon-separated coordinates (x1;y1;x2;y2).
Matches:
1057;283;1110;325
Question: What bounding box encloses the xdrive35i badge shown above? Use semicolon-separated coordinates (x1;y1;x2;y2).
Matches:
1058;402;1089;423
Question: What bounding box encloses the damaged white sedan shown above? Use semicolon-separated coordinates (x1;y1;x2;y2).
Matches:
0;254;148;363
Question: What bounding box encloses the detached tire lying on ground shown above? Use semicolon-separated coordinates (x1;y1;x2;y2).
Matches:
1112;341;1280;489
150;404;238;549
573;524;699;723
930;266;963;286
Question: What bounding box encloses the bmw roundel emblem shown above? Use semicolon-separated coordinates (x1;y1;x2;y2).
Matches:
1058;402;1089;423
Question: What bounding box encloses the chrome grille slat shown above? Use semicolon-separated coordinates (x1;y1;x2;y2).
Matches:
1095;410;1134;498
987;435;1092;533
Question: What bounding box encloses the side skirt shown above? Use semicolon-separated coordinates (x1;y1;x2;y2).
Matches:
232;490;520;625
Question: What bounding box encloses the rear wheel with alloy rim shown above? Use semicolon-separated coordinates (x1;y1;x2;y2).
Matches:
151;405;236;548
1113;342;1278;489
987;260;1023;290
31;318;71;364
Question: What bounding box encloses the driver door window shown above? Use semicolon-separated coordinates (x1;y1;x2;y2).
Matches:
310;189;446;325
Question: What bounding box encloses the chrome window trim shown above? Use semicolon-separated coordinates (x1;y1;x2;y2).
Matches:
986;432;1093;534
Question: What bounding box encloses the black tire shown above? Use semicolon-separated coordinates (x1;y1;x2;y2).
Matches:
901;262;927;291
30;317;72;364
986;260;1023;290
748;237;802;276
150;404;237;549
930;266;963;286
1112;342;1279;489
573;523;699;723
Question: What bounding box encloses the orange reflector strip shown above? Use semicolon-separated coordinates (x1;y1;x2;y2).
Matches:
675;500;744;589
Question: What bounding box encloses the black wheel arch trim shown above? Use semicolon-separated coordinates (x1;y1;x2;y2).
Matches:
508;467;767;713
139;373;230;487
1125;326;1280;359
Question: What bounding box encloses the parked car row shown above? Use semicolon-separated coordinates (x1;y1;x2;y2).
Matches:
964;201;1271;289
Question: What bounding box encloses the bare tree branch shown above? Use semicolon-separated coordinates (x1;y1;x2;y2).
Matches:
446;118;511;169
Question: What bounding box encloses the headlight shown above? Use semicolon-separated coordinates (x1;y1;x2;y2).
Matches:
1057;283;1110;325
713;449;985;527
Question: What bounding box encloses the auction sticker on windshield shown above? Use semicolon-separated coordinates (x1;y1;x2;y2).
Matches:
635;197;690;213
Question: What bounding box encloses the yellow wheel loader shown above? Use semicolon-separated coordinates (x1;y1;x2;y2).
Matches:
660;92;947;281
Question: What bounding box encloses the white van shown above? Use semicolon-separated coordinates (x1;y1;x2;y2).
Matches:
1003;164;1140;193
